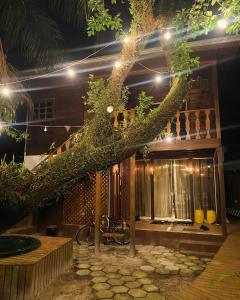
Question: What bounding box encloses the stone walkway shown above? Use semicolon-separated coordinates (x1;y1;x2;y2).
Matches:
37;243;210;299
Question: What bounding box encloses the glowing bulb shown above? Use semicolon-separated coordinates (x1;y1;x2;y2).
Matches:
66;68;75;78
163;31;171;40
165;136;172;142
150;167;154;174
1;87;11;97
217;19;227;29
155;74;163;83
123;36;130;44
208;165;211;169
107;105;114;113
114;61;121;69
44;126;47;132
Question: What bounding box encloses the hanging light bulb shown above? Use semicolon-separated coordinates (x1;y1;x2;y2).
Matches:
155;74;163;83
44;126;47;132
165;136;172;142
114;61;121;69
123;36;130;44
107;105;114;113
163;31;171;40
1;87;11;97
66;68;75;78
217;18;227;29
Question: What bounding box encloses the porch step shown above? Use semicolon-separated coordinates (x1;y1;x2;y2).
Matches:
180;239;222;255
180;249;216;258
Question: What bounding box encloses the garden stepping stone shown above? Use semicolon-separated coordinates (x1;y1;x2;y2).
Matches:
111;286;129;293
76;269;90;276
91;265;104;271
119;269;132;276
108;273;122;279
132;271;147;278
93;283;110;291
91;276;108;283
91;261;103;266
121;276;135;282
140;265;155;272
165;265;179;274
143;284;159;292
145;293;165;300
108;279;124;286
91;271;106;277
125;281;141;289
114;294;132;300
128;288;147;298
155;268;170;275
96;290;114;299
138;278;153;285
180;268;195;276
77;263;91;269
104;266;119;273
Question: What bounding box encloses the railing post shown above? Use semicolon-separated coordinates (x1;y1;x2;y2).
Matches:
166;121;171;137
129;154;136;257
205;109;211;139
185;112;191;140
113;111;119;127
195;110;201;140
57;147;62;155
176;112;181;141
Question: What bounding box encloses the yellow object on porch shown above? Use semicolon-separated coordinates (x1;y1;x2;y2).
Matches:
207;210;216;224
195;209;204;224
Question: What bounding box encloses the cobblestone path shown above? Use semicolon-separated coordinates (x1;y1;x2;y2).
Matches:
37;243;211;300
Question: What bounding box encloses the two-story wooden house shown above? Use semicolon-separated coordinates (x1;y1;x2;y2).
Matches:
24;35;240;255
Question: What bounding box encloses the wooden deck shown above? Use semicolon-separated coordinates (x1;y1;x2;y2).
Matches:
171;231;240;300
0;235;72;300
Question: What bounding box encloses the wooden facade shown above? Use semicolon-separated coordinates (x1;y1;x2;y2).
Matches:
23;36;240;247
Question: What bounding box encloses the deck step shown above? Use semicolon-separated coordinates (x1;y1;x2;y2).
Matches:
180;249;216;258
180;239;222;255
102;232;124;238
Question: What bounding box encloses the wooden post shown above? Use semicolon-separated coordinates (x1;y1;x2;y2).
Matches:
150;159;155;220
95;172;101;255
129;155;136;257
217;147;227;236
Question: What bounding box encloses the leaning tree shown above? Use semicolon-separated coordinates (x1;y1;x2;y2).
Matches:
0;0;240;216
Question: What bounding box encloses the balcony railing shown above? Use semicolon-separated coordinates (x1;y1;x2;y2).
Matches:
34;107;217;169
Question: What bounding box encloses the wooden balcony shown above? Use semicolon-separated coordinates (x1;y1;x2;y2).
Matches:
113;108;220;151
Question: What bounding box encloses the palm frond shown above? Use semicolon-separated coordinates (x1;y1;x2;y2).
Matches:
47;0;88;27
0;0;63;66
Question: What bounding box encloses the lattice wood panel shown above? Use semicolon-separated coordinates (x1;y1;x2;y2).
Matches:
63;171;109;225
120;158;130;220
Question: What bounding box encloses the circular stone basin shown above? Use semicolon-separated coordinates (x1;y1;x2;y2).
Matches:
0;236;41;258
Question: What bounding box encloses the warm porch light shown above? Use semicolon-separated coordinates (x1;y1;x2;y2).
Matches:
107;105;114;113
155;74;163;83
165;136;172;142
123;36;130;44
217;19;227;29
1;87;11;97
163;31;171;40
44;126;47;132
66;68;75;78
114;61;121;69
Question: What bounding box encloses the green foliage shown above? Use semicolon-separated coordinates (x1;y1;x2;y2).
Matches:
87;0;122;36
4;128;29;142
170;41;200;76
135;91;154;125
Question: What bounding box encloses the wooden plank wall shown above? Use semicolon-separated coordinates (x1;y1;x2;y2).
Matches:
0;236;72;300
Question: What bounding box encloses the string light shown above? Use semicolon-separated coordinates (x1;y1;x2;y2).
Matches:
1;87;11;97
217;18;227;29
44;126;47;132
165;136;173;142
114;61;121;69
123;36;130;44
107;105;114;113
163;31;171;41
155;74;163;83
66;68;76;78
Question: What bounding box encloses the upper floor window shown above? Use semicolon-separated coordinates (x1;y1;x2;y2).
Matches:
33;99;54;120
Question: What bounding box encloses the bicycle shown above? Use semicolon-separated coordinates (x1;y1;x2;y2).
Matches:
76;213;130;246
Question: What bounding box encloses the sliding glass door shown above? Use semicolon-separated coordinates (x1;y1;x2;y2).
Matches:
136;158;216;221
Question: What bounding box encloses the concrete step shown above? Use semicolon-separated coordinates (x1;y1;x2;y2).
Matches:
180;239;222;255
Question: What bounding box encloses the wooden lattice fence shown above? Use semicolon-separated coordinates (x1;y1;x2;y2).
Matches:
63;171;109;225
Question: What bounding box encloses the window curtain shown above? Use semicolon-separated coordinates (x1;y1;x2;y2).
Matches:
136;161;151;217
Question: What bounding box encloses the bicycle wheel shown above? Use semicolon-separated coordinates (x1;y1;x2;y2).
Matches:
76;225;95;246
113;223;130;245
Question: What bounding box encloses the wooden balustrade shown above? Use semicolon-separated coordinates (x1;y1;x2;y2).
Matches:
35;107;217;170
